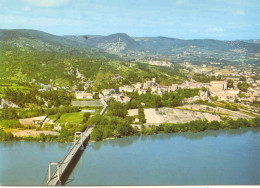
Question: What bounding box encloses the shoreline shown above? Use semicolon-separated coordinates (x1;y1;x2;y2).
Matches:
2;125;260;143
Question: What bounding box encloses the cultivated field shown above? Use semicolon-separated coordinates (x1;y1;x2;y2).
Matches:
10;129;59;137
179;105;254;119
56;112;84;124
128;107;222;125
18;116;47;126
72;100;102;106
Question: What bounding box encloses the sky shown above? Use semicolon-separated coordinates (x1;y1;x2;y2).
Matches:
0;0;259;40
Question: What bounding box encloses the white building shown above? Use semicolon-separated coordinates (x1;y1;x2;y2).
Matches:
133;82;143;90
102;89;115;96
75;91;93;99
119;85;135;93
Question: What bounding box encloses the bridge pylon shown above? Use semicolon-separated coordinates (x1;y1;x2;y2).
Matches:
74;132;84;149
48;162;61;183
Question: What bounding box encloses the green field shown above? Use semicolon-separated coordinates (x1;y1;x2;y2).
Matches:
48;114;60;122
56;112;84;124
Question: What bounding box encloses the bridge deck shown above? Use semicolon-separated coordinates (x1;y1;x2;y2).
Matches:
46;95;107;185
46;126;94;186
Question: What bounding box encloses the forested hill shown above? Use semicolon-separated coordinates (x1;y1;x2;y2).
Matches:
0;29;119;86
1;29;259;64
1;29;259;58
0;29;187;88
0;29;116;59
0;29;259;88
0;29;83;51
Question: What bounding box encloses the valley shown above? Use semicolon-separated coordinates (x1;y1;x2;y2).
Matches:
0;29;259;143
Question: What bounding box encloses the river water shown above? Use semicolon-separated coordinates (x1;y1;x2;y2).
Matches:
1;128;260;185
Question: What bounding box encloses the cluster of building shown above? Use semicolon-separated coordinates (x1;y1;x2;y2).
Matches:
37;84;69;92
118;78;179;96
147;60;172;67
75;91;93;99
34;64;260;107
102;78;210;104
101;74;260;105
102;89;131;103
207;81;239;102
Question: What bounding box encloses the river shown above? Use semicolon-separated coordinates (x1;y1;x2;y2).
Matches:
1;127;260;185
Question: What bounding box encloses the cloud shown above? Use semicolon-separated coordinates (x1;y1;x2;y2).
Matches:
232;10;245;15
23;0;70;7
206;27;224;33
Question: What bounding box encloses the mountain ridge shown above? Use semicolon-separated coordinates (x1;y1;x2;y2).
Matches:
65;32;260;56
1;29;259;66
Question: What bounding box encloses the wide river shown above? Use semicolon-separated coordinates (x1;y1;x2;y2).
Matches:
1;127;260;185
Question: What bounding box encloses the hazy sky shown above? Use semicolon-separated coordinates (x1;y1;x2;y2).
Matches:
1;0;259;39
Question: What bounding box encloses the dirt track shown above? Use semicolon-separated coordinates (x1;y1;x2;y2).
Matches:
10;129;59;137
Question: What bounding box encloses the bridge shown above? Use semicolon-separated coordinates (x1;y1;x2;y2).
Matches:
46;94;107;185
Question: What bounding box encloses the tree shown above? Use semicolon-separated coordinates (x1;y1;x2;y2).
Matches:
227;79;234;88
91;128;103;141
77;83;85;91
107;101;127;118
1;108;18;120
112;129;120;138
237;82;249;92
208;121;220;130
40;133;46;141
239;76;246;81
201;87;208;91
82;112;91;123
5;131;14;141
138;105;146;124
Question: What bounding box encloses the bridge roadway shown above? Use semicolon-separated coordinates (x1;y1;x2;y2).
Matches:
46;125;95;185
46;96;108;185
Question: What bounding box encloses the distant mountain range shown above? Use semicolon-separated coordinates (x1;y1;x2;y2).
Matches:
0;29;259;86
1;29;260;64
0;29;117;60
65;33;260;61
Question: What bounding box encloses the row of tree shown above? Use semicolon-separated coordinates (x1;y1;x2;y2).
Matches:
126;88;200;108
140;117;260;135
193;73;223;83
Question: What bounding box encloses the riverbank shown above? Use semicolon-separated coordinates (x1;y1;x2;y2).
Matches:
90;117;260;142
1;117;259;143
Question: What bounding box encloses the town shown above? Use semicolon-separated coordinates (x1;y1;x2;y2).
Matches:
1;61;259;143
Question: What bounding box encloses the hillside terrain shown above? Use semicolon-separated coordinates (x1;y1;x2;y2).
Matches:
0;29;186;88
0;29;259;89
